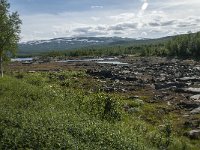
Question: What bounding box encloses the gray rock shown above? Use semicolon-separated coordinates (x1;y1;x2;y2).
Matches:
177;77;200;82
186;130;200;139
134;99;144;105
194;66;200;71
154;82;187;90
128;96;140;99
178;102;199;110
190;107;200;114
182;88;200;94
190;95;200;102
127;107;140;113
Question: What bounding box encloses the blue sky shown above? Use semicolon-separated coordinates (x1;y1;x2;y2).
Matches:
8;0;200;42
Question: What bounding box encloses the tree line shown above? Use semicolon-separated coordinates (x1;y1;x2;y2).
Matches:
141;32;200;58
44;32;200;59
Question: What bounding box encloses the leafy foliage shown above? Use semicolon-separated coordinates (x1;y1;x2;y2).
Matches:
0;0;21;55
139;32;200;58
0;0;21;76
166;32;200;58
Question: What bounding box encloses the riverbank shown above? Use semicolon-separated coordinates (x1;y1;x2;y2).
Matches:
1;56;200;149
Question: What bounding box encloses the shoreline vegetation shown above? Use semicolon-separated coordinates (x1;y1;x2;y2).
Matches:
0;70;199;149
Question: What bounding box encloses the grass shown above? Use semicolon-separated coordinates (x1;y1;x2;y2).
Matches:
0;71;199;149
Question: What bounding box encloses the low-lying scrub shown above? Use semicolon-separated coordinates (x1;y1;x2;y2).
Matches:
0;72;199;149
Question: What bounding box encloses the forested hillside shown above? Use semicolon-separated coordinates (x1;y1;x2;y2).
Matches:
141;32;200;58
18;36;171;56
39;32;200;58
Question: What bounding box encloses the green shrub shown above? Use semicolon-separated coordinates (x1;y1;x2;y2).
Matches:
24;73;46;86
82;93;121;122
0;74;199;149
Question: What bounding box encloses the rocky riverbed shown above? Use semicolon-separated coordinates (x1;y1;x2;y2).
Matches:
86;57;200;139
87;58;200;103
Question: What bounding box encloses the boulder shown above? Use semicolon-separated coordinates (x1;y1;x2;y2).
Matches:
154;82;187;90
123;104;140;113
190;95;200;102
177;77;200;82
190;107;200;114
186;130;200;139
86;69;113;78
177;102;199;110
179;88;200;94
184;120;200;128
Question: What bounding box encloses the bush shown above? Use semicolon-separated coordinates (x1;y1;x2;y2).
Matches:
82;93;121;121
0;74;199;149
24;73;46;86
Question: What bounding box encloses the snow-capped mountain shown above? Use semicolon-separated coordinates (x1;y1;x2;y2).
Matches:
18;37;136;55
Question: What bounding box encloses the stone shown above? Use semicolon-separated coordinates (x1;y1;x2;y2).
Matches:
190;107;200;114
154;82;187;90
177;77;200;82
194;66;200;71
184;120;200;128
181;88;200;94
186;130;200;139
123;104;140;113
177;102;199;110
128;96;140;99
190;95;200;102
94;69;114;78
167;101;171;106
28;71;36;73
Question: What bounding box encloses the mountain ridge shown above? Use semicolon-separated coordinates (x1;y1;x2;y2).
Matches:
18;36;172;55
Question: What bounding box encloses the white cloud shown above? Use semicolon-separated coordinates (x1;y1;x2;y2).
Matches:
91;5;103;9
91;17;100;21
141;31;147;36
19;0;200;41
109;13;135;21
141;2;149;11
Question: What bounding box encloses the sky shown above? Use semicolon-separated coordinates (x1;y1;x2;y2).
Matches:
8;0;200;42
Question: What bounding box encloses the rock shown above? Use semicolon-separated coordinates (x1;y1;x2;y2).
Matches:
154;82;187;90
128;96;140;99
184;120;200;128
179;88;200;94
123;104;140;113
194;66;200;71
190;95;200;102
190;107;200;114
122;70;131;74
98;70;113;78
104;86;115;92
177;102;199;110
87;69;113;78
177;77;200;82
123;76;137;81
136;99;144;105
167;101;171;106
28;71;36;73
127;107;140;113
185;130;200;139
150;84;155;89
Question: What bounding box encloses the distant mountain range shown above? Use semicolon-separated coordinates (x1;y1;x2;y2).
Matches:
18;36;172;55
